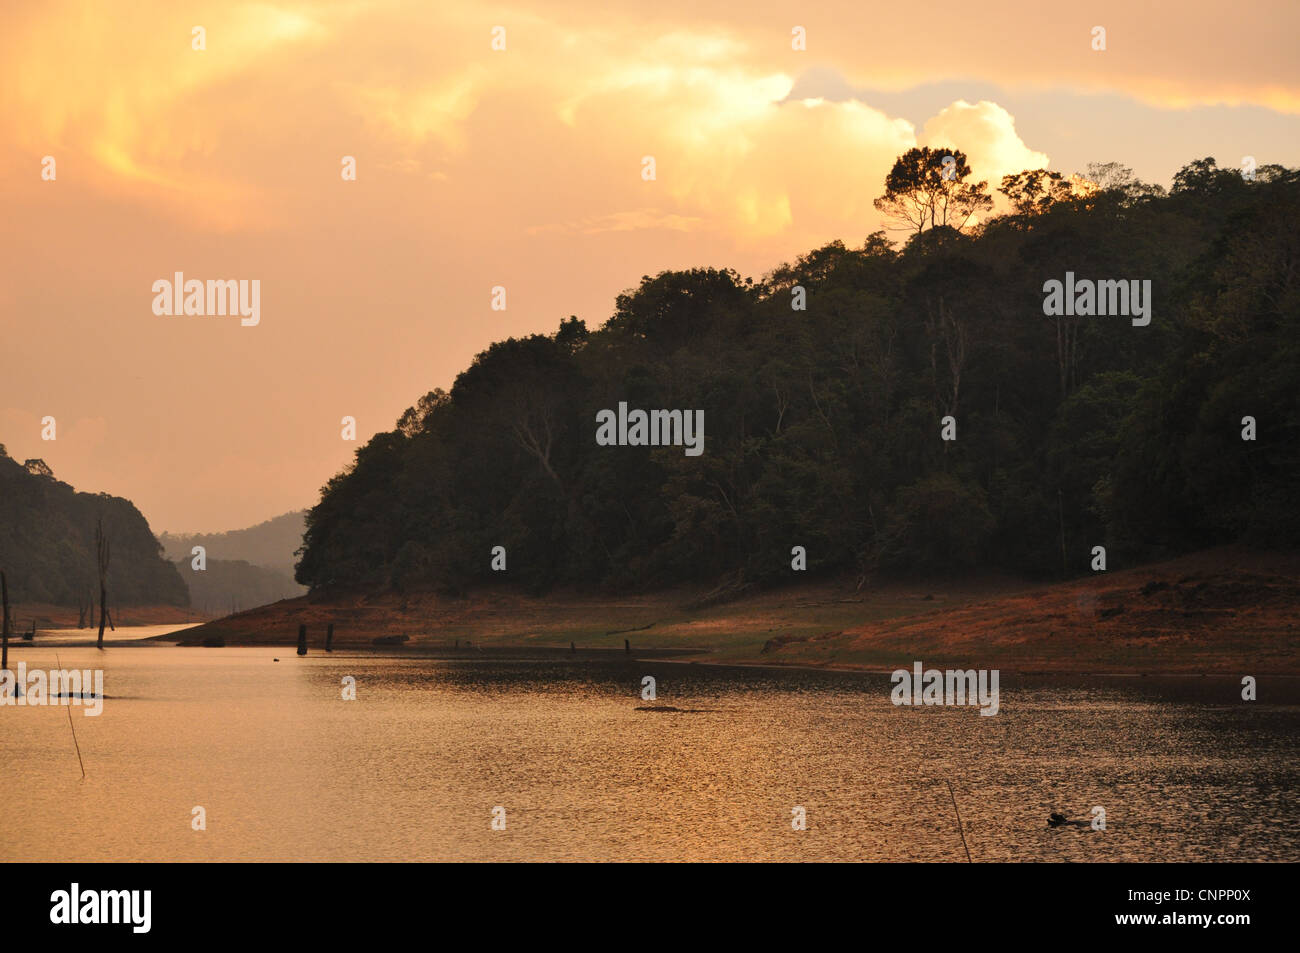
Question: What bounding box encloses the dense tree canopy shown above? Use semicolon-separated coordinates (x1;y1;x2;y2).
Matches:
0;449;188;606
297;157;1299;596
874;146;993;235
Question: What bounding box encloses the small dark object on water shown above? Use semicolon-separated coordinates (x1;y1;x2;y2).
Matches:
570;641;576;654
1048;812;1090;828
297;623;307;656
625;639;630;653
372;634;409;646
325;623;334;652
273;658;279;662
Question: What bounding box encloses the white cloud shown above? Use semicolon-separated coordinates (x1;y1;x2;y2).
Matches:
920;99;1050;184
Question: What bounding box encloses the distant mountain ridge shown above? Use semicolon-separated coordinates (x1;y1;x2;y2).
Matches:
160;510;308;612
160;510;308;577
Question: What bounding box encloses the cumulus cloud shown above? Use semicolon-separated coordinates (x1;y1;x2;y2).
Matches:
0;2;1052;243
920;99;1050;185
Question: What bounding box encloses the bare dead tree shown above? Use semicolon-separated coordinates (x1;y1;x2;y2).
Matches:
2;569;10;672
772;381;788;434
1053;312;1082;399
95;518;110;649
506;386;565;492
807;371;838;450
925;295;967;419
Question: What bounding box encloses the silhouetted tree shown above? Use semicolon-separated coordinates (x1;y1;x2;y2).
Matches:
874;147;993;236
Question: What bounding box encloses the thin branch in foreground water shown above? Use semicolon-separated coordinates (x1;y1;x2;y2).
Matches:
946;779;972;863
54;651;86;780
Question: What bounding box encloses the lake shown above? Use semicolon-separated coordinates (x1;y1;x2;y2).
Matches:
3;630;1297;861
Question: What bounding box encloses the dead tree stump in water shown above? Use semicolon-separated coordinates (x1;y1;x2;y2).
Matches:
95;518;110;649
325;623;334;652
1;570;10;671
297;624;307;656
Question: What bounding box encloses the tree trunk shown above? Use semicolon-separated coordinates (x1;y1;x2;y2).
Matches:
2;570;10;672
95;518;110;649
97;585;107;648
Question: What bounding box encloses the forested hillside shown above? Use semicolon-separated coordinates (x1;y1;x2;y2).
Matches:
175;558;303;615
296;156;1300;596
0;449;189;606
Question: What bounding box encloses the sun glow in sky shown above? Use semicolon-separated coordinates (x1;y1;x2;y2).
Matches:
3;0;1298;532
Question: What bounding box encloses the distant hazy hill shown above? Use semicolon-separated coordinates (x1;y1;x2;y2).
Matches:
160;510;307;577
0;445;188;607
161;510;307;612
174;558;303;615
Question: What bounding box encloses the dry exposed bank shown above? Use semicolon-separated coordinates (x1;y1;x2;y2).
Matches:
168;547;1299;674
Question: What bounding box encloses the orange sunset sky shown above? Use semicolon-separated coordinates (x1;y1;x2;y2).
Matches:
3;1;1299;533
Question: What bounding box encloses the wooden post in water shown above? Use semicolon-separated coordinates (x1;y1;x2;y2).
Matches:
95;518;110;649
1;570;10;672
325;623;334;652
624;639;630;654
297;624;307;656
570;641;576;655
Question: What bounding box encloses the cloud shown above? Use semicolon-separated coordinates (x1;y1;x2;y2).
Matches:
529;208;707;235
338;69;484;150
782;67;862;104
920;99;1050;184
0;1;331;225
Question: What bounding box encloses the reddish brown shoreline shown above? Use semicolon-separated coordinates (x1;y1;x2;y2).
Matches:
160;545;1300;675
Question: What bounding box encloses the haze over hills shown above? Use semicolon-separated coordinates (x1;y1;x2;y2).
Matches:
160;510;308;578
174;558;304;616
160;510;308;614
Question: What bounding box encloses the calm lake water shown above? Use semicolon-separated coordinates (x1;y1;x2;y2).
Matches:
3;631;1297;862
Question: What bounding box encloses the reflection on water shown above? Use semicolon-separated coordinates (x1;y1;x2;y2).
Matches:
2;640;1296;861
22;623;203;645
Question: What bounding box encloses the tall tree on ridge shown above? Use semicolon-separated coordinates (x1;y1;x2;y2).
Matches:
874;147;993;236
